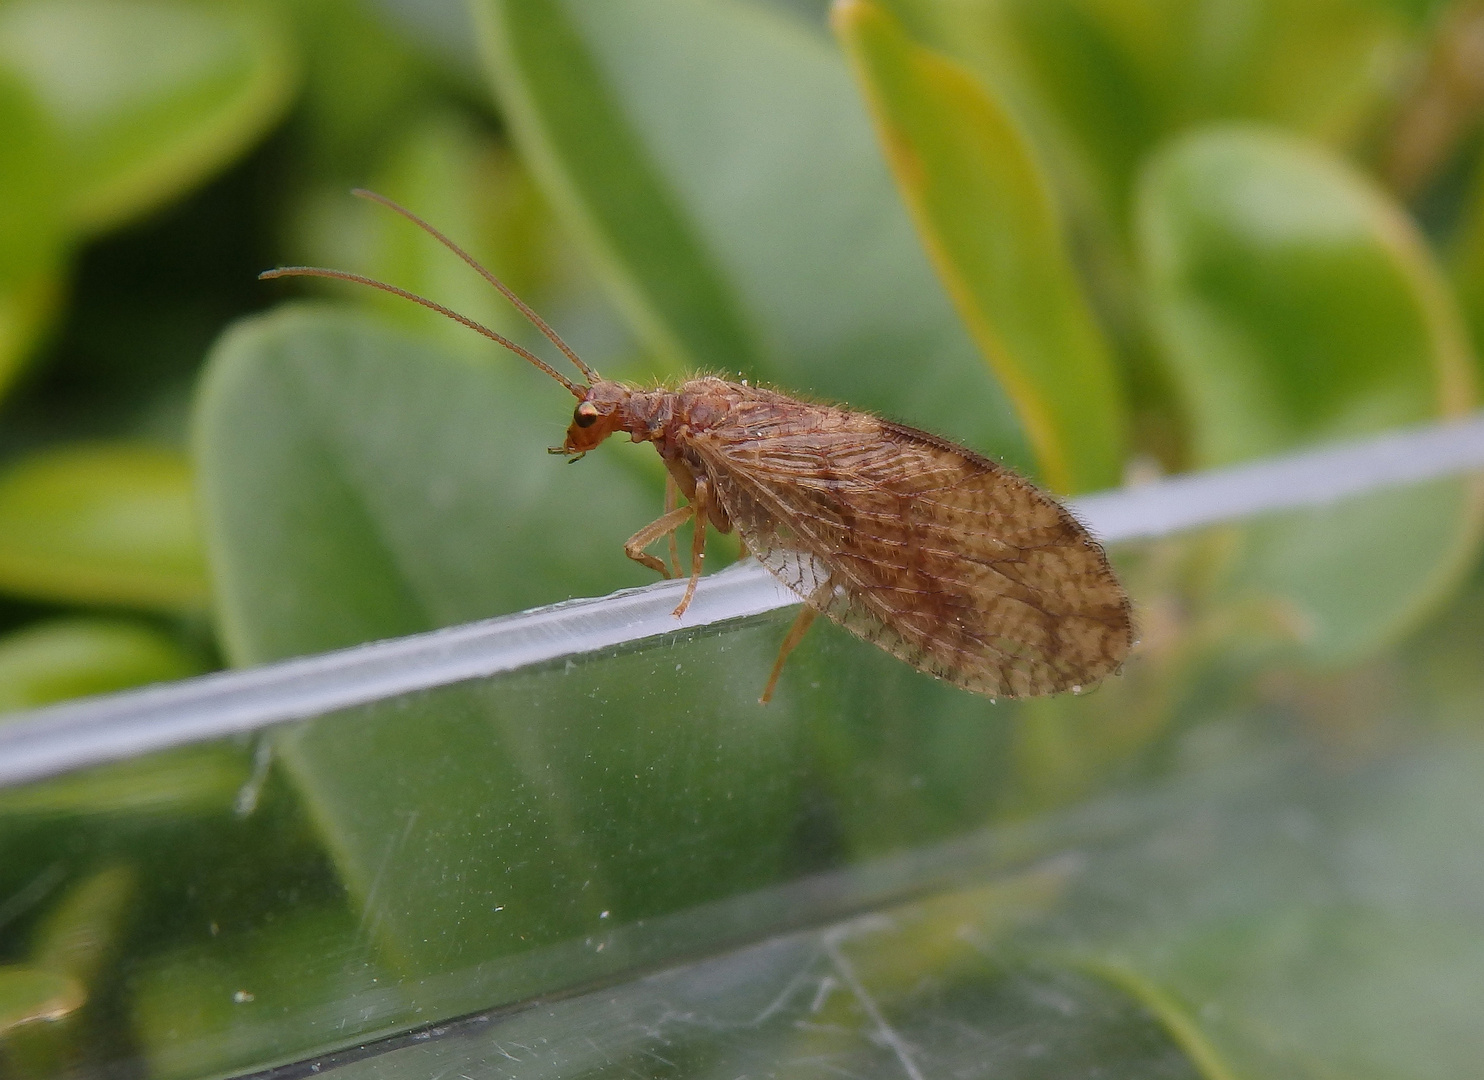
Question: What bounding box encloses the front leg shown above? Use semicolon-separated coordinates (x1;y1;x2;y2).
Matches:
624;504;694;579
672;476;711;618
663;471;682;579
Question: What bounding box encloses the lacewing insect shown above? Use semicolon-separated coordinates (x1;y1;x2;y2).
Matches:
262;190;1133;703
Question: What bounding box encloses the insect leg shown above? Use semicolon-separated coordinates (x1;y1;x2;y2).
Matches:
759;590;827;704
671;477;711;618
664;472;682;579
623;505;694;579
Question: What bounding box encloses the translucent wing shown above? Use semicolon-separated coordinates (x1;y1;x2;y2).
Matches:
689;395;1132;697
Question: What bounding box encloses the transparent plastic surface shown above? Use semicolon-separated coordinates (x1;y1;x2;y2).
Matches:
2;574;1483;1079
2;419;1484;1079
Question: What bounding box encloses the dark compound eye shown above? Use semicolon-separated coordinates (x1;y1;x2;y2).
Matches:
574;402;599;428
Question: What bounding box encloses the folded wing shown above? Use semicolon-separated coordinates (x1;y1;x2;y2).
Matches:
691;403;1131;698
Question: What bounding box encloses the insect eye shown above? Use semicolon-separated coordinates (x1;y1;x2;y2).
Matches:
574;402;599;428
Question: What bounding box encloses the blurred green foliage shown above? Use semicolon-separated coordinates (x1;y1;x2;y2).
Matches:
2;0;1484;1077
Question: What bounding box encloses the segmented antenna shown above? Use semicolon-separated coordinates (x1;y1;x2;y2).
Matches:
259;188;601;397
258;266;586;398
351;189;598;384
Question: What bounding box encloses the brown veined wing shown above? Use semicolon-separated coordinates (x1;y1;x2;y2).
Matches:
689;396;1132;698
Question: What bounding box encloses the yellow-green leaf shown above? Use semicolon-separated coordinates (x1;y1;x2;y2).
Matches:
1139;126;1482;660
0;967;83;1035
834;0;1124;493
0;0;296;235
471;0;1029;463
932;0;1415;231
1453;149;1484;372
0;747;246;816
290;112;552;354
0;617;202;714
26;865;136;984
0;444;208;611
0;867;139;1076
0;67;65;401
473;0;758;375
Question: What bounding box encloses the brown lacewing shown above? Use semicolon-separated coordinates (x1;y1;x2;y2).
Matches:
262;190;1133;703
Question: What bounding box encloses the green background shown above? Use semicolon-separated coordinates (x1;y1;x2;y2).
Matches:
2;0;1484;1076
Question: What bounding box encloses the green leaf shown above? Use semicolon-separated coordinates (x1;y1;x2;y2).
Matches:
1138;126;1482;660
782;920;1217;1077
473;0;759;375
290;112;554;353
834;0;1124;493
1070;957;1240;1080
0;746;247;816
0;67;65;402
0;967;83;1036
285;0;451;182
1024;742;1484;1080
0;444;208;611
195;306;660;660
130;906;397;1080
26;865;136;983
934;0;1416;230
0;617;202;714
1140;128;1474;462
193;306;799;981
0;0;296;235
1453;150;1484;371
473;0;1030;466
1;866;140;1077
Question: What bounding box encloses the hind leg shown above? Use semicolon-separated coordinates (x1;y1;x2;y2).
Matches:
664;471;682;578
759;581;833;703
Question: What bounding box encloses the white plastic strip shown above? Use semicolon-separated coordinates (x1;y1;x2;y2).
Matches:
1;411;1482;790
1073;411;1484;541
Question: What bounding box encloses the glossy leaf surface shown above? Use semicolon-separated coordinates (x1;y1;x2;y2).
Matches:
0;747;248;817
0;444;208;612
1138;126;1481;659
0;968;82;1036
0;0;295;234
474;0;756;376
0;68;63;400
926;0;1417;229
0;617;202;714
835;0;1124;493
473;0;1031;468
195;306;661;660
1454;152;1484;369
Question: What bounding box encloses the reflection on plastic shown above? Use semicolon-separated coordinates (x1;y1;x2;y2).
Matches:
238;741;1484;1080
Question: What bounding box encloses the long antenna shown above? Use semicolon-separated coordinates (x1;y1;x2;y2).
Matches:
351;188;598;384
258;266;585;398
